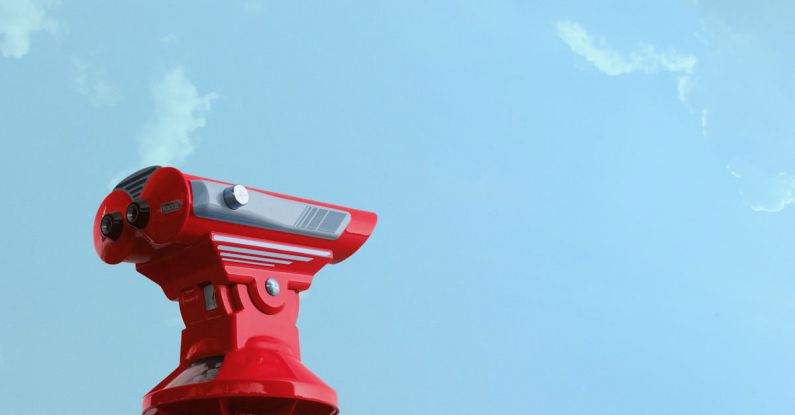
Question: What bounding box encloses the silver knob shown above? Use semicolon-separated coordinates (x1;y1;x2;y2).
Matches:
223;184;249;209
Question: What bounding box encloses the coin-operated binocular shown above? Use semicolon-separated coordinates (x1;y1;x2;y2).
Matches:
93;166;377;415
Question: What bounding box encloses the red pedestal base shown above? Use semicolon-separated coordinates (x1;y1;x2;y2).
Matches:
143;339;338;415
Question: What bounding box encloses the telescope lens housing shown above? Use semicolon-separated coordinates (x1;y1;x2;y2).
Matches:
126;201;150;229
93;166;378;415
100;212;124;240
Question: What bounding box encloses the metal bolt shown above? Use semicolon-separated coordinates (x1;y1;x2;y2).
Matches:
223;184;249;209
265;278;280;296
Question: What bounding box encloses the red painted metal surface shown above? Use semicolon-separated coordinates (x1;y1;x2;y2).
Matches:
93;167;377;415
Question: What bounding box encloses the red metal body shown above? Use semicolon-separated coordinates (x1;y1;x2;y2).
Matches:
93;167;377;415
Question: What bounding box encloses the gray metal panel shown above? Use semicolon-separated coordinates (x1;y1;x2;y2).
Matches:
203;284;217;310
191;180;350;240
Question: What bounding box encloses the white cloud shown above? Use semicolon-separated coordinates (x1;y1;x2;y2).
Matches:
72;59;122;107
729;166;795;213
555;16;795;214
556;20;697;77
695;11;795;213
139;67;219;166
677;75;695;103
0;0;56;58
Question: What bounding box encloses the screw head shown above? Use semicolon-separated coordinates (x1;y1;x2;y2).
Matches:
265;278;280;296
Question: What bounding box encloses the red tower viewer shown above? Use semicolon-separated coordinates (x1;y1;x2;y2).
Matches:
93;166;377;415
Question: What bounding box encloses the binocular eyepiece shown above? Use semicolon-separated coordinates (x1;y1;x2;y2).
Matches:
99;211;124;240
125;200;150;229
99;200;150;240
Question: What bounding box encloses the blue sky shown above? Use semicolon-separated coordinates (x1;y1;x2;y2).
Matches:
2;1;795;414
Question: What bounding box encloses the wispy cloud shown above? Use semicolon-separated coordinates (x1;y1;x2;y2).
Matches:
556;20;697;77
556;14;795;213
0;0;56;58
554;18;795;215
729;166;795;213
139;67;219;166
677;75;696;103
694;9;795;213
71;58;122;107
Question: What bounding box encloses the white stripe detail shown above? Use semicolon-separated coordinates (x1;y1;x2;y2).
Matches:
213;234;332;257
223;258;275;267
220;252;291;264
217;245;312;262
